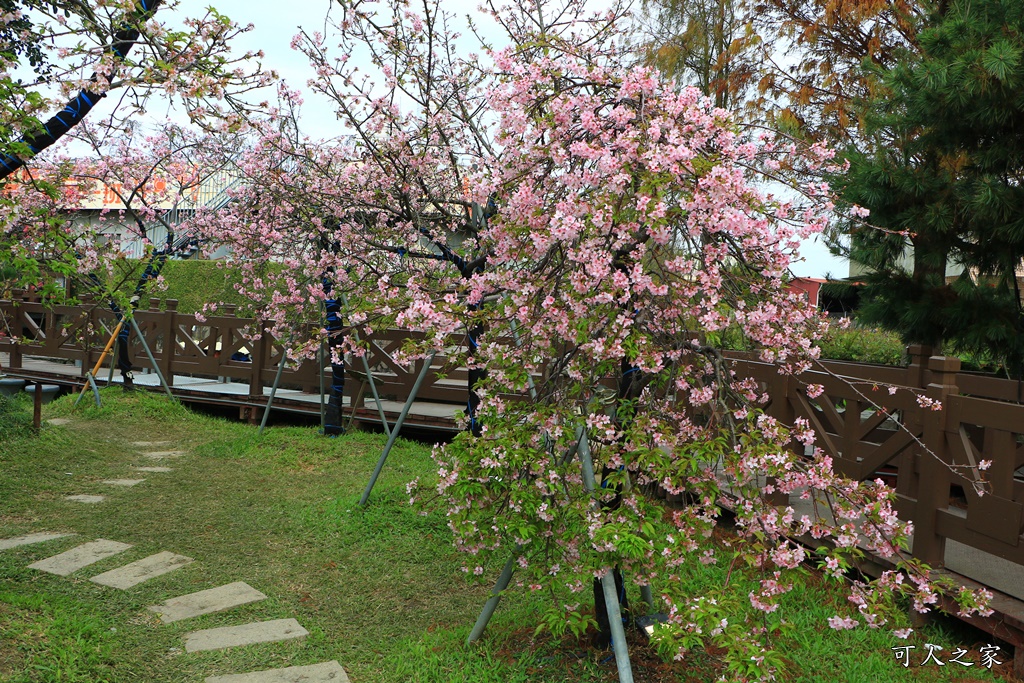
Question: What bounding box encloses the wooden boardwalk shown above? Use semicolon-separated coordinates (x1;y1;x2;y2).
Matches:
1;354;461;432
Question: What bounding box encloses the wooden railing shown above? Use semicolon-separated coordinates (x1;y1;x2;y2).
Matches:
728;346;1024;571
0;295;470;408
3;296;1023;577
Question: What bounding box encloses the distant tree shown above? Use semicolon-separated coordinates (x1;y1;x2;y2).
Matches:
635;0;752;108
836;0;1024;375
746;0;923;143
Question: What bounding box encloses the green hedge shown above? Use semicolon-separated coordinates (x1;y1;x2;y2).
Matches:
153;259;248;314
96;259;249;315
817;326;906;366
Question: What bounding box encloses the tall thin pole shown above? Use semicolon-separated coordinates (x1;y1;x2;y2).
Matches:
339;293;391;437
579;431;635;683
74;372;102;408
128;316;173;400
467;555;516;644
358;352;391;438
86;372;102;407
358;351;436;506
75;320;121;403
259;342;289;435
107;333;117;384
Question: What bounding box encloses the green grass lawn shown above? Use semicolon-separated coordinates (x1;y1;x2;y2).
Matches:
0;390;1013;682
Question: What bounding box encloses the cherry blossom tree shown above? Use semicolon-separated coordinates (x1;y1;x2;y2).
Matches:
1;0;275;303
2;121;240;390
186;1;993;680
0;0;275;179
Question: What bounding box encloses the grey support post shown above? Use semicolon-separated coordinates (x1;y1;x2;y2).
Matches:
358;351;436;506
579;431;635;683
129;316;173;400
259;343;289;435
466;554;517;644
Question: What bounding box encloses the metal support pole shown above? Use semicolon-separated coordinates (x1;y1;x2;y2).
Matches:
358;352;391;438
87;372;102;407
467;554;517;644
579;431;635;683
129;316;173;400
358;351;436;506
75;321;121;404
107;351;116;384
339;294;391;437
74;372;103;408
259;342;289;435
74;377;87;408
640;585;655;613
319;339;327;434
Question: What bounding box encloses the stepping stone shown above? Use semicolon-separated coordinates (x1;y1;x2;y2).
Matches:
143;450;186;460
0;532;73;550
101;479;145;487
65;495;106;504
29;539;132;576
46;418;72;426
90;551;193;589
149;581;268;624
184;618;308;653
205;661;350;683
134;466;172;473
131;441;171;447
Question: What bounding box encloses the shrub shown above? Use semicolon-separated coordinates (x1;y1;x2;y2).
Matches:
817;326;905;365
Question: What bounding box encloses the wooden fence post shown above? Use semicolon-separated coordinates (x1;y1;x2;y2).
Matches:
42;304;54;357
912;355;960;567
248;329;268;421
160;300;178;387
906;344;933;389
9;294;23;370
765;372;797;505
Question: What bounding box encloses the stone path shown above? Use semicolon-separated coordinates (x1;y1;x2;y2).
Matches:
2;426;350;683
65;494;106;503
90;551;194;589
185;618;309;653
149;581;267;623
28;539;132;575
142;450;186;459
0;532;72;550
205;661;350;683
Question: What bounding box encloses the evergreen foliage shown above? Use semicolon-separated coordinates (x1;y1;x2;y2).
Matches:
837;0;1024;376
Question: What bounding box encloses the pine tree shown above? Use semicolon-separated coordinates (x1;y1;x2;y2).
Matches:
838;0;1024;375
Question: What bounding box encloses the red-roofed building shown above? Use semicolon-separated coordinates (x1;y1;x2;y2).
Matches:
787;277;828;307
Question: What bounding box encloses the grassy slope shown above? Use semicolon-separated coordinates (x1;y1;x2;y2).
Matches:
0;392;1010;683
